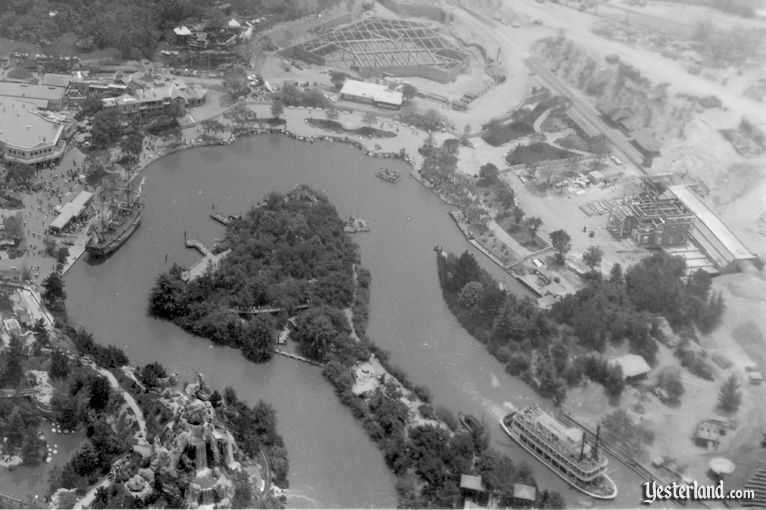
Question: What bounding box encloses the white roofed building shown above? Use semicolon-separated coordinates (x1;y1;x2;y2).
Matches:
610;354;651;380
339;79;403;109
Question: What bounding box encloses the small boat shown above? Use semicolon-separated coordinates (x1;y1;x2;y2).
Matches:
375;168;400;183
458;412;482;433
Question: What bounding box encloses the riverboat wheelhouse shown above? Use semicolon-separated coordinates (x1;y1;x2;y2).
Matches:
500;404;617;500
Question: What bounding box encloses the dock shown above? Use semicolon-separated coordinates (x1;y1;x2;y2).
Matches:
210;213;231;226
181;239;230;282
274;349;324;367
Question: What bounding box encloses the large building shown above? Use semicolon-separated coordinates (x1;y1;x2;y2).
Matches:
668;185;760;272
100;74;206;116
339;79;403;109
0;99;70;166
0;82;67;111
607;191;694;248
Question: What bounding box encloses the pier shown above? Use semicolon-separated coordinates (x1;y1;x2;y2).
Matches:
210;213;231;226
274;349;324;367
181;239;230;282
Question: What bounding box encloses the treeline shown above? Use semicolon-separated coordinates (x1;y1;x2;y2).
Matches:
437;250;725;403
0;0;338;58
149;186;359;363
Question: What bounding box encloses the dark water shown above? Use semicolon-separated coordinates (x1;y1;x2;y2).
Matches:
65;135;644;508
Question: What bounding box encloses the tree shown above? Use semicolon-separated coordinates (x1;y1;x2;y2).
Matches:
33;318;50;347
402;83;417;102
119;132;144;162
292;307;350;362
223;67;250;99
78;95;103;119
231;469;253;508
2;334;24;386
88;376;112;412
458;281;484;309
363;111;377;126
718;374;741;413
656;368;684;406
279;81;301;106
582;245;604;270
56;246;70;266
549;229;572;265
22;427;44;465
326;107;339;120
524;216;543;237
3;212;24;246
478;163;498;186
495;185;515;210
49;350;70;379
42;271;67;315
270;100;284;120
139;362;167;388
240;314;276;363
330;71;346;91
512;207;525;226
91;109;124;149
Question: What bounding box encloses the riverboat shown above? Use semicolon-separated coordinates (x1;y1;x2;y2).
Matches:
375;168;400;183
500;404;617;500
86;182;143;258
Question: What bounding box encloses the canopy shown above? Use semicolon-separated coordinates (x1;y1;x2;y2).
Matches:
710;457;736;475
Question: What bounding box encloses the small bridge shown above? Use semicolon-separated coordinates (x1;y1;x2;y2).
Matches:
230;304;309;315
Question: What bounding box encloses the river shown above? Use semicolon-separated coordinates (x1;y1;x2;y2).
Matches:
65;135;644;508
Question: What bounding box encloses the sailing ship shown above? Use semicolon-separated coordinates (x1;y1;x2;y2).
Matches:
86;179;144;258
500;404;617;500
375;168;400;183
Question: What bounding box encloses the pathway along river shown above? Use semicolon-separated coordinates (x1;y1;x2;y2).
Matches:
65;135;644;508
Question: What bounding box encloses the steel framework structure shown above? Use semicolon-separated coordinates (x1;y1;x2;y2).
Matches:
296;18;468;75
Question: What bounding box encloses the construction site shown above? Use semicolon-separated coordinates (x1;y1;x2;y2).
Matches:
283;17;470;83
606;190;694;250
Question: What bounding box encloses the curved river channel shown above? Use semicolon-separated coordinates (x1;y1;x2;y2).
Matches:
65;135;644;508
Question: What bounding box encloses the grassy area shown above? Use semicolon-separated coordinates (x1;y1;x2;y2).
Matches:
307;119;396;139
481;121;535;147
474;230;521;266
496;216;546;250
505;142;570;165
555;133;590;152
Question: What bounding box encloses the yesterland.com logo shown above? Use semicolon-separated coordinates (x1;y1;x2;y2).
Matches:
642;480;755;505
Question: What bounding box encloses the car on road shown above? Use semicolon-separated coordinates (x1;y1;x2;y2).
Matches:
610;155;623;165
532;18;543;24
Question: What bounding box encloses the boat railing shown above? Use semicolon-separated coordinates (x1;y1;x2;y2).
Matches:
514;415;607;472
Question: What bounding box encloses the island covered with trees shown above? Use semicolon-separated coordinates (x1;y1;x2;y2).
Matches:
149;185;565;508
437;249;725;403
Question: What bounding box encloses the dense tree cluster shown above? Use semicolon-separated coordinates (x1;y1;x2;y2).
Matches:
48;366;132;494
219;387;290;487
149;186;359;362
0;396;47;465
438;249;726;402
0;0;337;58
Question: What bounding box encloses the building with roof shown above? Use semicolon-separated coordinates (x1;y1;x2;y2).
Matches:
48;191;93;234
513;483;537;503
41;73;73;89
609;354;651;380
100;75;206;116
694;420;721;450
0;81;67;110
607;191;694;248
339;79;403;109
668;185;760;272
0;99;69;166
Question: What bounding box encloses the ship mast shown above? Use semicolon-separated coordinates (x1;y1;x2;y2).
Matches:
579;431;586;462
